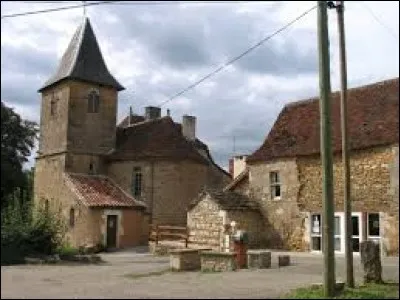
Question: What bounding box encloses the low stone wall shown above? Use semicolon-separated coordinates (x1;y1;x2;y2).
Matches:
169;249;203;271
200;251;237;272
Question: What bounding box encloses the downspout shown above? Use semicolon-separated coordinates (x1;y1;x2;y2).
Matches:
150;160;155;225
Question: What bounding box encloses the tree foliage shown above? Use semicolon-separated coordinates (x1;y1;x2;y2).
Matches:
1;200;67;265
1;101;38;208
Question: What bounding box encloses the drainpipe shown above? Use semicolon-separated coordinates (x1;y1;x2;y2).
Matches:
150;160;155;225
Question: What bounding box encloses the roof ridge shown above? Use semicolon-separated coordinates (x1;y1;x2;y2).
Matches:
284;77;399;109
123;116;172;129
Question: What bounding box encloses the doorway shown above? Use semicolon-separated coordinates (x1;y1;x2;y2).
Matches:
106;215;118;249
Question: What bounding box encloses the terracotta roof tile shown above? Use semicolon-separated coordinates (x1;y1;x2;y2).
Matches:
65;173;146;208
247;78;399;163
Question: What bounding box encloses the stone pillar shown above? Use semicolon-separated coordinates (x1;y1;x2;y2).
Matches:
360;240;383;284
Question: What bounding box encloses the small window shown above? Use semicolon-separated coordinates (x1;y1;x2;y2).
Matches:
270;171;281;199
87;90;100;113
131;167;142;197
89;162;95;174
69;208;75;227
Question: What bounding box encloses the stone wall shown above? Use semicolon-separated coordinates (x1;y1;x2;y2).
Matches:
248;159;304;250
226;210;266;248
187;197;222;250
169;249;201;271
38;82;70;155
242;145;399;254
108;160;209;226
297;145;398;254
120;209;148;247
34;154;103;248
67;81;117;155
38;80;118;157
200;251;237;272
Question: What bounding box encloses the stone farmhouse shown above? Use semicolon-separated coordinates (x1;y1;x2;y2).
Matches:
225;78;399;256
33;17;230;250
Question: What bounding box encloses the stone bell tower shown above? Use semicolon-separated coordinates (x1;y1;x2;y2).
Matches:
34;17;124;203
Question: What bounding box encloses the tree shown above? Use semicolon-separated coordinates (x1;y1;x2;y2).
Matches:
1;101;38;209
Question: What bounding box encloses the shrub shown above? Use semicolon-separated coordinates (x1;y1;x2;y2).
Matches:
1;199;67;265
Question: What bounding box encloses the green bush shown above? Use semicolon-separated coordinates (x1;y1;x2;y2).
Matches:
56;243;79;256
1;199;67;265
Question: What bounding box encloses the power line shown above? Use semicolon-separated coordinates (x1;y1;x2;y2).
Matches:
1;1;118;19
158;4;317;107
360;2;399;40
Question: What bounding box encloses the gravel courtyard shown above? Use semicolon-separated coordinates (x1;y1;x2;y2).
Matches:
1;250;398;299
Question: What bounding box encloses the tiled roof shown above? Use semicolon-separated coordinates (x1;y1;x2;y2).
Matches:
108;116;210;164
65;173;146;208
247;78;399;163
39;17;124;92
189;189;259;211
223;168;249;192
118;115;145;128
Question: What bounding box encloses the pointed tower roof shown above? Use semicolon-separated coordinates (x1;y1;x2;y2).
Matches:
39;17;124;92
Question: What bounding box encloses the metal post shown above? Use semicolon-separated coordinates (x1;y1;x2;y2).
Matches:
335;0;354;288
317;1;336;297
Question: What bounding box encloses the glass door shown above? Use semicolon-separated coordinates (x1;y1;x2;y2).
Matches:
334;214;343;253
351;213;362;252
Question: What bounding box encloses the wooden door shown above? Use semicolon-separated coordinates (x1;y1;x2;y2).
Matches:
106;215;118;249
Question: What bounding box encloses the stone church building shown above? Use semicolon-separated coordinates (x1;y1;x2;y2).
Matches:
33;17;230;250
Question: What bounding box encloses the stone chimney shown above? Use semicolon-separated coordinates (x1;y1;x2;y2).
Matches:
229;158;234;177
233;155;247;178
182;115;196;141
145;106;161;120
129;106;133;125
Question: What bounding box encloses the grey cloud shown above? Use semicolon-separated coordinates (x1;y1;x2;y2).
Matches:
1;44;56;77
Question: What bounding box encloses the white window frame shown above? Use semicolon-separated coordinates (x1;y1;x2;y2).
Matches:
269;171;281;200
367;212;381;245
310;212;364;254
310;214;322;252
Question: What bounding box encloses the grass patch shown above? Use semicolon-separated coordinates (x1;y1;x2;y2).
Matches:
123;268;170;280
285;282;399;299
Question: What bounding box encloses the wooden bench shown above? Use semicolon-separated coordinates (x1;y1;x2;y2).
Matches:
149;225;189;248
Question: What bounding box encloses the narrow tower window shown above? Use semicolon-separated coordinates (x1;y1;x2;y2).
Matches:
88;90;100;113
50;99;57;116
69;208;75;227
131;167;142;197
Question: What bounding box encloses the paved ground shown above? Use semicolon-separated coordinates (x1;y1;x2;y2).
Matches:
1;250;398;299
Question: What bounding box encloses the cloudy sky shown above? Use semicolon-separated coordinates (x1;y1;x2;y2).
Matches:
1;1;399;171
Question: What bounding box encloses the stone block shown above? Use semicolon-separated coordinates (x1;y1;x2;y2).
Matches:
169;249;201;271
278;255;290;267
360;241;383;284
247;250;271;269
200;251;237;272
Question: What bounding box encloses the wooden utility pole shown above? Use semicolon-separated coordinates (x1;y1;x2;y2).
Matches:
334;0;354;288
317;1;336;297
